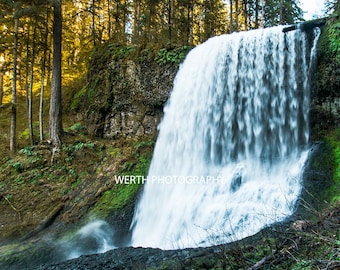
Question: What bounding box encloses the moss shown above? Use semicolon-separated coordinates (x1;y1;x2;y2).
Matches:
323;128;340;203
91;138;154;218
94;183;140;218
106;145;122;158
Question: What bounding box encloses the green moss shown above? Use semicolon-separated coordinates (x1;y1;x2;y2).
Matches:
92;177;142;219
99;183;140;212
324;128;340;203
91;139;154;218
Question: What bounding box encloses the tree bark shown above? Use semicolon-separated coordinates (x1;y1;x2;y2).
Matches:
10;18;19;155
49;0;63;149
25;25;30;120
40;8;49;142
168;0;173;45
229;0;233;33
107;0;111;38
243;0;248;30
28;22;37;145
279;0;284;24
255;0;259;28
92;0;96;46
235;0;238;31
0;70;3;106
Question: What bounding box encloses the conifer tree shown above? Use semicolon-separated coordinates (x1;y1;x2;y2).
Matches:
49;0;63;149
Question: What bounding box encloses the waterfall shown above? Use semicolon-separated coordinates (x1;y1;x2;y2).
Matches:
130;26;320;249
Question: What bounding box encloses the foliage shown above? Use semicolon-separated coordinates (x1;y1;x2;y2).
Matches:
107;44;136;59
0;0;310;156
155;46;193;64
18;145;35;156
328;20;340;63
64;122;84;133
19;129;30;140
314;6;340;105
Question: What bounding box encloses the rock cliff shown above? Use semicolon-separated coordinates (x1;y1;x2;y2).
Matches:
78;45;183;138
79;21;339;140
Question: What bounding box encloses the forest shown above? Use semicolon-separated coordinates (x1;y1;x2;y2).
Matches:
0;0;310;156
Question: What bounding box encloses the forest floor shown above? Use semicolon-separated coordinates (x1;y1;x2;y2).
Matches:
0;96;339;269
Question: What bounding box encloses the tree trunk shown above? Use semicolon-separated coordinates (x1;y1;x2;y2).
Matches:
40;8;49;142
243;0;248;30
255;0;259;28
229;0;233;33
0;66;3;105
49;0;63;149
0;73;3;106
279;0;284;24
187;2;193;45
133;0;141;40
25;25;30;118
92;0;96;46
10;18;19;155
235;0;238;31
28;22;37;145
107;0;111;38
168;0;173;45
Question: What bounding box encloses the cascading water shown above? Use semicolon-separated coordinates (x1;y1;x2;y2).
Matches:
130;26;320;249
63;220;116;259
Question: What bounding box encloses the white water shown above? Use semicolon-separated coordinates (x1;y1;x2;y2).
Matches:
65;220;116;259
130;26;320;249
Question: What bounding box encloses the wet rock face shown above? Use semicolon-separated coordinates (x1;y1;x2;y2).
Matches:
84;58;178;138
102;104;162;138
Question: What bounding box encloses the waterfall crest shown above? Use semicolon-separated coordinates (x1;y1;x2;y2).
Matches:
130;26;320;249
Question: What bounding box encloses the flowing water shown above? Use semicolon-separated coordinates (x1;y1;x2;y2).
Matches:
130;26;320;249
64;220;116;259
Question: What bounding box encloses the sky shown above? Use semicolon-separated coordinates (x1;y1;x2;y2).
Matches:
300;0;326;20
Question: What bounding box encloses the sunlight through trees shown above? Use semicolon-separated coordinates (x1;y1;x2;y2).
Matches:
0;0;305;152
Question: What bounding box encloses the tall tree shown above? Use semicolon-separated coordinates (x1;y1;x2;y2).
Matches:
49;0;63;149
10;16;19;155
263;0;303;26
229;0;233;32
255;0;260;28
28;19;37;145
40;7;49;142
235;0;239;31
168;0;174;44
279;0;283;24
0;55;4;105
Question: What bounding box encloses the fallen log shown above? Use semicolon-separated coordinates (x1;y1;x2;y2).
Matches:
282;17;328;32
